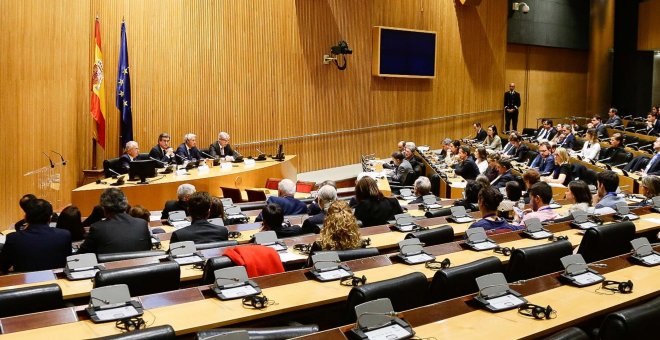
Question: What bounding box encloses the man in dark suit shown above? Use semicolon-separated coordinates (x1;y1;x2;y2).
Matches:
473;122;487;142
491;160;517;189
404;142;424;178
170;192;228;244
302;185;337;234
454;146;480;180
77;188;152;254
557;125;575;149
598;133;626;165
535;119;558;142
175;133;203;164
148;132;175;166
504;135;528;162
590;116;609;139
604;108;623;128
161;183;196;220
118;141;141;174
503;82;521;132
209;131;242;160
255;179;307;221
0;199;71;273
641;137;660;175
529;142;556;175
645;113;660;136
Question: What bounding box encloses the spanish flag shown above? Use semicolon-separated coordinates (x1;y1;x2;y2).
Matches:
90;18;107;149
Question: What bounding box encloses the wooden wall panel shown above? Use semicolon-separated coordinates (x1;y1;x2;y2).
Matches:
506;44;588;129
587;0;614;117
0;0;507;226
638;0;660;51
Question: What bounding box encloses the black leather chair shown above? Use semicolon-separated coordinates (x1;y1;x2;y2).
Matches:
521;128;537;138
429;173;441;197
96;325;177;340
0;283;64;318
580;168;598;186
201;256;236;284
571;163;586;182
424;207;452;218
96;250;167;263
346;272;428;322
598;296;660;340
404;225;454;246
428;256;503;303
94;262;180;296
195;324;320;340
306;248;380;268
542;327;589;340
505;240;573;282
195;240;239;251
103;157;123;178
572;139;585;152
525;150;539;166
577;221;635;263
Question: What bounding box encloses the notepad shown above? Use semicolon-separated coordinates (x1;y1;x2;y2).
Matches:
363;324;412;340
487;294;525;310
573;271;602;285
318;268;352;281
95;305;140;321
641;253;660;265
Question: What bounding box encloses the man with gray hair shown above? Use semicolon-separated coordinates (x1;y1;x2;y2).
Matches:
409;176;434;204
403;142;423;178
78;188;151;254
175;133;203;164
209;131;241;160
161;183;196;220
301;185;337;234
256;178;307;221
119;141;141;174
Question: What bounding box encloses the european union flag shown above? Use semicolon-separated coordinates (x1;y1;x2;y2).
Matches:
116;21;133;150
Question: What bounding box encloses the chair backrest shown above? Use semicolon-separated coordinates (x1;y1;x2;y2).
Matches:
543;326;590;340
0;283;64;318
245;189;268;202
201;256;236;284
612;151;633;166
506;240;573;282
96;250;166;263
522;128;537;138
580;168;598;186
405;225;454;246
429;173;441;197
572;139;585;152
428;256;503;303
195;324;320;340
96;325;177;340
195;240;239;251
296;181;316;193
525;150;539;166
265;178;281;190
103;158;122;178
307;248;380;267
94;262;181;296
346;272;428;322
598;295;660;340
424;207;452;218
577;221;635;263
220;186;244;203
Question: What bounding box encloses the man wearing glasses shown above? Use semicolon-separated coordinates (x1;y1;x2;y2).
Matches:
148;132;175;166
209;131;241;161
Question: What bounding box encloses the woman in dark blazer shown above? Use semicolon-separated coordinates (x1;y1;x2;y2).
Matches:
353;176;403;228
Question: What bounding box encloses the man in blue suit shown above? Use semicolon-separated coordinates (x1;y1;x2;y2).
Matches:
556;125;575;149
256;179;307;221
642;137;660;175
0;199;71;273
175;133;203;164
529;142;556;175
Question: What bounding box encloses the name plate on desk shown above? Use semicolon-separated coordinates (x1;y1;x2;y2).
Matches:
94;305;140;321
318;268;352;281
220;162;232;170
363;324;413;340
175;169;188;176
197;164;210;174
244;158;256;167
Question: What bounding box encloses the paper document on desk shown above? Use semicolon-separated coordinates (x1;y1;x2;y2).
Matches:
278;251;306;262
95;305;139;321
451;181;467;188
641;254;660;265
149;212;162;222
318;268;352;281
573;272;602;285
221;285;259;299
488;294;525;310
364;324;412;340
642;217;660;225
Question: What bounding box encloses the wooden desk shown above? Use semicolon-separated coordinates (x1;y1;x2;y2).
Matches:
71;156;298;214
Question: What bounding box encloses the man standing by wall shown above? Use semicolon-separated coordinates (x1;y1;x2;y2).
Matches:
504;82;521;132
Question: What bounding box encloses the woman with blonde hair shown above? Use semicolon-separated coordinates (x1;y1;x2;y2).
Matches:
316;200;363;251
640;175;660;206
542;147;572;186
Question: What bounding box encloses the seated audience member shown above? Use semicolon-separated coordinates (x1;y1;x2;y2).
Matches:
501;133;517;156
445;140;461;165
308;180;337;215
598;133;626;165
302;185;337;234
556;124;575;149
516;182;559;225
474;147;489;174
0;199;72;273
389;151;413;183
14;194;58;231
175;133;203;164
353;176;403;227
119;141;141;174
640;137;660;175
536;119;557;142
566;180;593;214
255;179;307;222
383;141;406;169
82;205;104;228
56;205;85;242
315;200;363;251
506;134;528;162
604;108;622;128
404;142;424;176
473;122;487;141
171;192;229;243
640;175;660;206
594;170;626;210
589;115;609;139
409;176;434;204
454;146;480;180
529;142;556;174
645;112;660;136
469;186;521;234
77;188;151;254
128;205;151;223
209;131;241;160
522;168;541;203
483;125;502;151
209;196;226;220
259;203;304;238
453;180;482;212
161;183;196;220
484;153;501;182
438;138;453;160
579;128;601;162
148;132;175;165
542;147;572;186
475;175;491;190
490;159;516;189
498;181;522;213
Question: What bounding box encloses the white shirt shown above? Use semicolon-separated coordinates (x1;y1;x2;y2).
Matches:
581;142;601;161
476;159;489;174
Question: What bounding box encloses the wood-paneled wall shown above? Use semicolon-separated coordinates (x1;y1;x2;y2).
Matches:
0;0;507;226
587;0;615;116
505;44;589;129
638;0;660;51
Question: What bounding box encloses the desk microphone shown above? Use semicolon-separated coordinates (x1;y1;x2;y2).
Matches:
632;242;660;256
399;242;425;255
107;167;122;179
90;296;110;305
169;244;189;255
312;260;341;272
564;262;607;275
477;280;527;298
51;150;67;166
199;151;215;159
149;157;169;166
175;154;189;163
216;277;241;282
43;152;55;168
356;311;400;330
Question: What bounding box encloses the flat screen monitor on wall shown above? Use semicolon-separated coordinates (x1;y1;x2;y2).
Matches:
372;26;437;79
